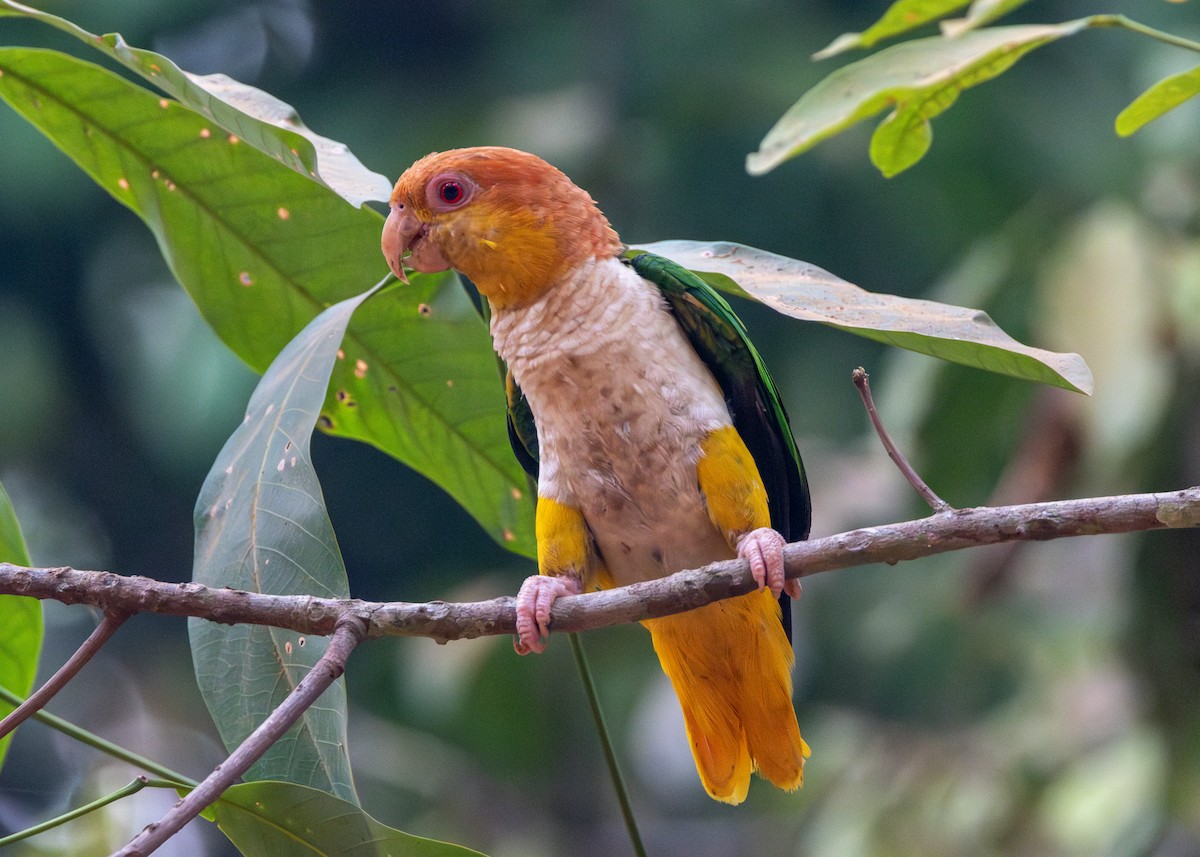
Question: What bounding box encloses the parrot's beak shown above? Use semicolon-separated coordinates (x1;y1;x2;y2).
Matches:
381;204;451;284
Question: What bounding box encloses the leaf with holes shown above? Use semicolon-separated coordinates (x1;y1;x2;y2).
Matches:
0;480;41;772
631;241;1092;393
0;46;534;556
0;0;391;207
190;284;383;803
749;20;1091;176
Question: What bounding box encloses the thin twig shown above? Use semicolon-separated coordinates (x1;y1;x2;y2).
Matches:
0;488;1197;643
852;367;952;512
0;611;128;742
113;615;368;857
0;777;182;848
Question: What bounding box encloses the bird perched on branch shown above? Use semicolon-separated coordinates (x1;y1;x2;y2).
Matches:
382;146;811;804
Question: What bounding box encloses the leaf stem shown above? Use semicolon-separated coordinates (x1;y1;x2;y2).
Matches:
569;633;647;857
0;685;197;787
0;777;182;848
1091;14;1200;54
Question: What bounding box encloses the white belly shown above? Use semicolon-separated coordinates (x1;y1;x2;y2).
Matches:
490;257;735;584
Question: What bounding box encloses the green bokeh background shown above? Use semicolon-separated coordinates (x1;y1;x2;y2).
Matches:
1;1;1198;855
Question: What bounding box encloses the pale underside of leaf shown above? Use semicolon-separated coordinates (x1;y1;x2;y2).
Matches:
634;240;1093;394
191;288;383;805
748;20;1091;176
1115;63;1200;137
0;0;392;206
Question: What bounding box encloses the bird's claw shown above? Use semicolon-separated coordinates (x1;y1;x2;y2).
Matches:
513;574;583;655
737;527;799;600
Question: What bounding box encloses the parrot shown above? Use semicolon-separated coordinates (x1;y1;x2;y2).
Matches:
381;146;811;804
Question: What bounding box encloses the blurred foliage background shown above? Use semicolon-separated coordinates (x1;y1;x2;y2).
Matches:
1;1;1199;855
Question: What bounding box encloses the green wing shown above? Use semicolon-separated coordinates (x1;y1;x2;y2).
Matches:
625;250;811;546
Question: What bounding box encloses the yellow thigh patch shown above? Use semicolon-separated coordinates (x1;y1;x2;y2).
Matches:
696;425;770;546
535;495;591;578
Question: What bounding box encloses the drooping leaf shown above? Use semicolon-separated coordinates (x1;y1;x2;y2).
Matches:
1115;63;1200;137
0;0;391;207
199;781;489;857
0;480;41;772
813;0;972;60
0;47;534;556
189;286;383;804
748;20;1091;176
631;241;1093;394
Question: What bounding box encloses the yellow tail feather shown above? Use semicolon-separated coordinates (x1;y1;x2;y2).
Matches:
644;588;807;804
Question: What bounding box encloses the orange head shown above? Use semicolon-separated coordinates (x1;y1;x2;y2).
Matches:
382;147;623;308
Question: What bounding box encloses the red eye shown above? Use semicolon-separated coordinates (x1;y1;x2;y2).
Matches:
438;180;464;205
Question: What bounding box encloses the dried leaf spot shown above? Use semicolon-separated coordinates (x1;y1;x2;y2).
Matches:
148;63;161;74
164;180;177;192
158;98;170;109
354;359;368;379
298;637;306;647
224;465;233;475
511;487;523;500
117;178;130;191
239;272;254;287
276;457;286;472
503;528;516;542
418;303;432;316
336;389;357;407
317;414;334;429
228;134;240;145
284;440;293;452
284;640;293;654
277;207;290;220
290;456;297;468
446;379;455;388
336;349;346;360
199;128;211;139
151;169;161;180
264;403;275;416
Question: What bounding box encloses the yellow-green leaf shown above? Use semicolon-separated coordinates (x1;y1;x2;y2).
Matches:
0;480;41;772
749;21;1091;176
1115;64;1200;137
814;0;972;59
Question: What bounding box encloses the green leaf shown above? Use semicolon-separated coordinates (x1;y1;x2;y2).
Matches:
631;240;1093;394
0;0;391;207
1115;64;1200;137
940;0;1034;37
0;480;41;772
202;781;489;856
748;20;1091;176
814;0;973;59
189;286;383;804
0;46;534;556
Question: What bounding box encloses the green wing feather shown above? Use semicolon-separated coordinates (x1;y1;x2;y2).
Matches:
625;251;811;546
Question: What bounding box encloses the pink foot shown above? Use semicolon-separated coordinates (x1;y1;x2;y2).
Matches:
513;574;582;655
737;528;800;600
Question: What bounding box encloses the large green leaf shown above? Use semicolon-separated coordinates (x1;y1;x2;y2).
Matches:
0;47;534;556
0;480;41;772
0;0;391;207
190;286;384;803
1115;63;1200;137
202;781;488;856
748;20;1091;176
631;241;1093;394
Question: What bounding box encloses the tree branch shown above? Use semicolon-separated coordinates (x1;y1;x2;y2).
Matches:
2;487;1196;643
114;616;368;857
